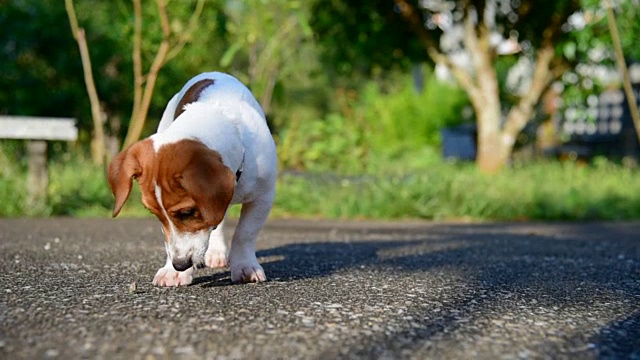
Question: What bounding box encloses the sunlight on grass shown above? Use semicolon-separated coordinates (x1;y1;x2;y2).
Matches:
1;155;639;221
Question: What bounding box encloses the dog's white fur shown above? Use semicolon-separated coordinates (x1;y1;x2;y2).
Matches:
112;72;276;286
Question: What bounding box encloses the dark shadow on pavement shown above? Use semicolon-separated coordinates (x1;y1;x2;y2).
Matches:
191;271;234;287
592;311;640;358
250;222;640;358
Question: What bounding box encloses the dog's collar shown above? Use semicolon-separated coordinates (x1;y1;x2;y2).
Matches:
235;150;245;182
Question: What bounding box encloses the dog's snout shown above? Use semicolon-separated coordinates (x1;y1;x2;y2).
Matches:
172;257;193;272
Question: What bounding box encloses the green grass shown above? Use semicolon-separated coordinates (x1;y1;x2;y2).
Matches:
273;159;640;221
2;152;638;221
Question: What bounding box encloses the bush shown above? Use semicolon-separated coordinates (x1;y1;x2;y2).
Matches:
277;73;469;174
47;157;114;217
359;75;468;154
277;112;369;174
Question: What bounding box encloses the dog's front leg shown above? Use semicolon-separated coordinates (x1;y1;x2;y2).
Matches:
229;197;273;283
153;250;194;287
205;219;229;268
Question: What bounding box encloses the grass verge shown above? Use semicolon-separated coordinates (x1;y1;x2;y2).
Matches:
1;155;638;221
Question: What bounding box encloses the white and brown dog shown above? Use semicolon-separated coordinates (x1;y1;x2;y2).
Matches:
107;72;277;287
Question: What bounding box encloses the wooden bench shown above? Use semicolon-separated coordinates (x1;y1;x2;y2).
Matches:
0;116;78;210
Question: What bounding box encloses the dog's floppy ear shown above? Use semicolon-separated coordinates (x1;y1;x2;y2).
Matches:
178;146;235;227
107;140;151;217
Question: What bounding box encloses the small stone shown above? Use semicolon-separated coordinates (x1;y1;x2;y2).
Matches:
128;282;137;293
173;346;195;355
301;316;315;327
44;349;59;358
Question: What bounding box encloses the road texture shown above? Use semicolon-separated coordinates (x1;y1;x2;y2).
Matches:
0;218;639;359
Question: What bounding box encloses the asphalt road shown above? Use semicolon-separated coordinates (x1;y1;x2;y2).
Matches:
0;218;639;359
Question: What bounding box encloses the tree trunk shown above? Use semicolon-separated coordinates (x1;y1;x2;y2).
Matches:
475;104;510;173
472;32;508;173
477;133;509;173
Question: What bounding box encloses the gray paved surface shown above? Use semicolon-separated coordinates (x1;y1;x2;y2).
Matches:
0;218;639;359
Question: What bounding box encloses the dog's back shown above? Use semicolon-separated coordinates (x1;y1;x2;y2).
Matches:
152;72;276;206
158;72;265;134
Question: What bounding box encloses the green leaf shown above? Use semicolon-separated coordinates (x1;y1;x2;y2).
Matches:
219;42;243;67
564;42;576;60
295;12;313;38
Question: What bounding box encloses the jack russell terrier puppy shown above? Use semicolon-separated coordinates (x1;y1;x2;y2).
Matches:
107;72;277;287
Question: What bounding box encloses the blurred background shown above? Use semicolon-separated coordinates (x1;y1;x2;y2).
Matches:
1;0;640;220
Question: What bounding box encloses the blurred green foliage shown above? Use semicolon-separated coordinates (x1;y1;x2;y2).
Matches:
360;74;469;155
2;0;638;152
0;0;227;141
278;72;469;174
1;0;640;219
310;0;426;77
0;0;88;118
310;0;581;77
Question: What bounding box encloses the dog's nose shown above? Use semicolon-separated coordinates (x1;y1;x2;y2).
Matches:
172;257;193;272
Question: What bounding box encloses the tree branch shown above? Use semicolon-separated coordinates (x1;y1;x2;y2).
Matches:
65;0;105;165
459;0;501;123
65;0;80;40
605;0;640;146
131;0;143;134
122;0;172;149
393;0;483;106
157;0;171;39
502;44;555;141
166;0;205;62
501;0;579;142
461;2;485;80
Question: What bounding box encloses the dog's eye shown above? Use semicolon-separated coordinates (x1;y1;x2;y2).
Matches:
174;207;198;221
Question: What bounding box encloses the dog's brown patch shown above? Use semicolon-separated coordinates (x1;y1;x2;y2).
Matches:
107;138;235;238
173;79;215;120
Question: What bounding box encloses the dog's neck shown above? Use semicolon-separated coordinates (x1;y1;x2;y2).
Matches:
151;105;245;178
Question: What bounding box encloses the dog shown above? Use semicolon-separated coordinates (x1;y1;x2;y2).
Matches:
107;72;277;287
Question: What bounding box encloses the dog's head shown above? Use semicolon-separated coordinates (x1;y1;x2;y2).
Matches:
107;138;235;271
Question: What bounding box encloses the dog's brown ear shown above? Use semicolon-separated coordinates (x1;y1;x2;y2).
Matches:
107;140;151;217
178;145;235;227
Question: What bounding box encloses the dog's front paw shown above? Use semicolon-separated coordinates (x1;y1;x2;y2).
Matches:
231;262;266;283
153;266;193;287
205;249;229;269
